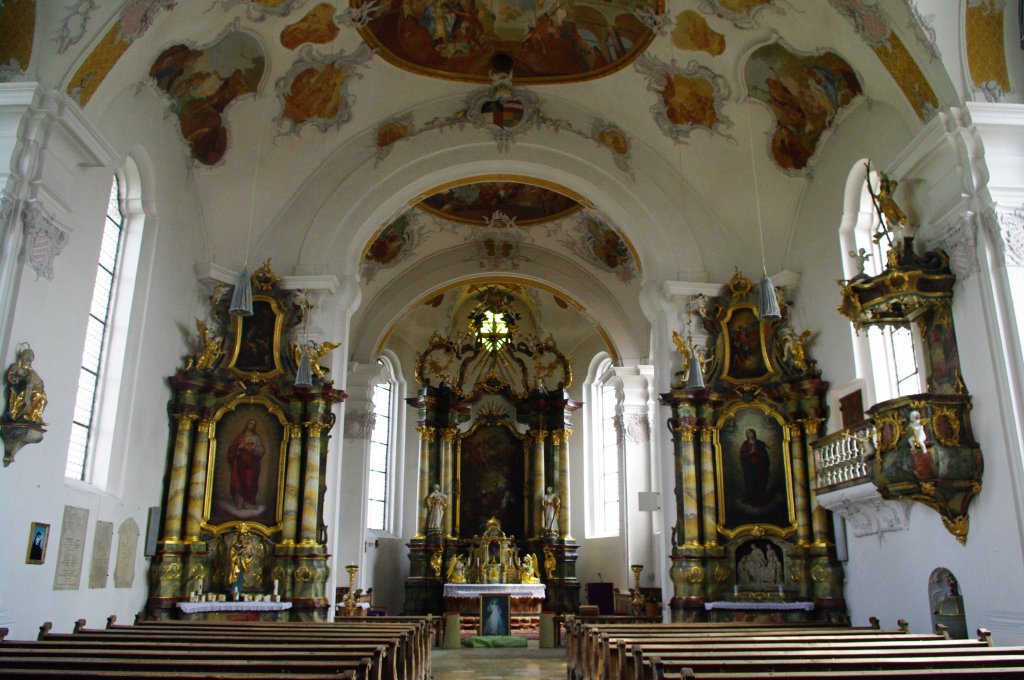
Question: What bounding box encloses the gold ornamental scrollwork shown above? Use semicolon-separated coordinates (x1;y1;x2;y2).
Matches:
187;564;206;581
713;565;729;583
788;565;805;582
673;424;696;442
810;564;829;582
685;566;705;583
305;422;326;438
930;407;962;447
442;427;459;443
417;425;437;441
871;412;906;454
294;565;313;583
271;566;287;581
162;562;182;580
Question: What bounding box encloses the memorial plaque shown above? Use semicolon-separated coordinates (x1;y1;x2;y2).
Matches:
88;520;113;589
114;517;140;588
53;505;89;590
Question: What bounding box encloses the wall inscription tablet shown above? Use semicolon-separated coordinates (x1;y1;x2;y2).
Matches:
53;505;89;590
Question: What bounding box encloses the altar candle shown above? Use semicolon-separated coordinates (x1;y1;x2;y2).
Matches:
273;579;279;596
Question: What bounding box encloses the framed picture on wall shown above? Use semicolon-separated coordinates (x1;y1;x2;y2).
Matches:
202;396;290;535
479;594;511;637
26;522;49;564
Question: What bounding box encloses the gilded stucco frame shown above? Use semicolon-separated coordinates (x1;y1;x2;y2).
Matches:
714;400;797;540
201;394;289;536
227;295;285;380
455;417;530;539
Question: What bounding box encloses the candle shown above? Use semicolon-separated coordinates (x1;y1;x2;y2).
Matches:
273;579;279;596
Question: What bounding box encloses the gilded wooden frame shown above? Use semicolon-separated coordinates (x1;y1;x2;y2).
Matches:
227;295;285;379
714;400;797;539
718;303;775;385
25;521;49;565
201;395;289;536
455;417;529;539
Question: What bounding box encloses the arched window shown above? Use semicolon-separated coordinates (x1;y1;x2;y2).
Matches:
585;353;622;537
366;354;401;532
839;161;924;407
66;166;146;484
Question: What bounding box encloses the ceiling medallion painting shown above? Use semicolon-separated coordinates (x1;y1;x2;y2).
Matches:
351;0;660;82
635;55;732;142
280;3;341;49
826;0;938;120
361;209;432;282
698;0;781;29
66;0;177;106
560;214;639;283
274;43;374;134
745;43;862;173
672;10;726;56
418;181;580;225
221;0;306;21
149;30;266;166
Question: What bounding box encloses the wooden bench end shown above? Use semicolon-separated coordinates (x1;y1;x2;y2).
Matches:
73;618;87;634
978;627;994;645
934;623;949;639
868;616;880;629
37;621;52;640
0;627;8;641
106;615;117;629
897;618;909;632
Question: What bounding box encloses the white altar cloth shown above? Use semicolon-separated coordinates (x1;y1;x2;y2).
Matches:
177;601;293;614
704;601;814;611
443;583;546;599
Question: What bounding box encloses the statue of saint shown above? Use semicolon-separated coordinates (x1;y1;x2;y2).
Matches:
542;487;560;535
426;484;447;532
5;343;47;424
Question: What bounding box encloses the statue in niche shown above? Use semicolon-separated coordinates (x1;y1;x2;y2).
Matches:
542;487;560;534
223;524;266;596
5;343;46;424
426;484;447;532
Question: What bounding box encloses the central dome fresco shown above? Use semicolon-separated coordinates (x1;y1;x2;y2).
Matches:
353;0;662;82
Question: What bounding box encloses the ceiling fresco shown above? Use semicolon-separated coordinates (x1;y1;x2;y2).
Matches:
0;0;34;81
352;0;662;82
280;3;341;49
699;0;780;28
745;43;862;173
149;31;266;166
636;55;732;142
418;181;582;224
672;10;726;56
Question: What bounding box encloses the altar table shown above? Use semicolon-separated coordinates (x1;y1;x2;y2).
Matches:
443;583;546;615
176;601;293;621
703;600;814;623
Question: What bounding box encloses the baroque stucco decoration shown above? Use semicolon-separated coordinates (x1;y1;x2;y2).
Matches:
817;484;912;539
67;0;177;106
20;201;70;281
221;0;307;21
55;0;99;55
635;55;732;143
999;207;1024;266
559;213;639;284
467;211;534;271
361;209;433;282
698;0;781;29
274;43;374;134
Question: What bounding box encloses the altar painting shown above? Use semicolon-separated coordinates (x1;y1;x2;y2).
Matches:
720;304;774;384
228;296;285;379
205;399;288;534
457;422;527;539
715;403;795;538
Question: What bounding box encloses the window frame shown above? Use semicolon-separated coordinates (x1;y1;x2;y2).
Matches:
585;354;623;538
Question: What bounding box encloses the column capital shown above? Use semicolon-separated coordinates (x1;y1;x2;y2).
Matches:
305;422;326;438
529;428;549;443
417;425;438;441
672;424;696;442
441;427;459;443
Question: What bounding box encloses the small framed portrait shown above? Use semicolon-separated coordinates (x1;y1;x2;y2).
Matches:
26;522;49;564
479;593;511;637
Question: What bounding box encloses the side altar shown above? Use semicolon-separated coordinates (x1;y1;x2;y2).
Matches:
147;262;345;622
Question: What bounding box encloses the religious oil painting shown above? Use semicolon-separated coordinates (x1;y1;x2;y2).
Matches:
457;422;527;539
419;181;580;225
479;593;511;636
745;43;862;172
352;0;659;83
715;403;795;538
719;304;773;383
149;30;266;166
228;296;285;378
25;522;49;565
206;399;288;533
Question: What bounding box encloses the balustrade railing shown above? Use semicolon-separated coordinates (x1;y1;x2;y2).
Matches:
811;420;875;492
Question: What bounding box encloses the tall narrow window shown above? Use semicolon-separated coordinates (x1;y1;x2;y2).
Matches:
839;163;922;406
66;177;125;480
366;359;394;531
599;380;621;535
586;355;621;538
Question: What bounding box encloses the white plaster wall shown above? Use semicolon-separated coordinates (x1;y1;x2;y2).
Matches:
0;85;207;638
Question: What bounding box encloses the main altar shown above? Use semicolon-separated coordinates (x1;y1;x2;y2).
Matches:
403;286;581;616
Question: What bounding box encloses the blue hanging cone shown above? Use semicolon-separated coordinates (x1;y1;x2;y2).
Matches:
758;275;781;321
686;351;705;389
294;350;313;387
229;268;253;316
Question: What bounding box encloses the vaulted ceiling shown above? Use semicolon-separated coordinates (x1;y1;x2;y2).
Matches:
4;0;984;362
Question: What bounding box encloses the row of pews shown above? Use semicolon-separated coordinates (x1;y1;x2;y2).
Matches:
567;618;1024;680
0;615;434;680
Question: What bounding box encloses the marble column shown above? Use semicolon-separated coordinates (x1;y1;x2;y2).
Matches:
281;423;305;545
554;429;573;538
416;425;436;536
162;414;197;543
441;427;457;538
803;417;830;544
674;424;700;546
183;418;213;542
699;426;717;547
789;422;812;545
300;422;325;545
530;428;548;538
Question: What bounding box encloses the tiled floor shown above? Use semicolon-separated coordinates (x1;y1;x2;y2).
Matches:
432;643;567;679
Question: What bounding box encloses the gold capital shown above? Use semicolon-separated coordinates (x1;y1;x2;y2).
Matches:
442;428;459;443
417;425;437;441
530;429;549;444
305;422;326;437
673;424;696;442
